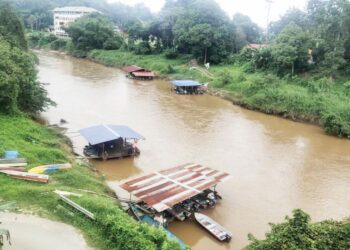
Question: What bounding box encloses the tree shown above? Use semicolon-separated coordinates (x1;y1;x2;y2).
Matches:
0;2;27;50
271;22;310;75
173;0;234;63
232;13;261;50
66;13;123;54
244;209;350;250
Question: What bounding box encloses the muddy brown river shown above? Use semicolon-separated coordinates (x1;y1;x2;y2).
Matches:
38;50;350;250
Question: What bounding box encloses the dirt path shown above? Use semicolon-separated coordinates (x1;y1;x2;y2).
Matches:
0;213;90;250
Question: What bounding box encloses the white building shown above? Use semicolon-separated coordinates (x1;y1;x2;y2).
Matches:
53;6;98;37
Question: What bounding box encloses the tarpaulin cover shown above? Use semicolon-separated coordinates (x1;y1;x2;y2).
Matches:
79;125;144;145
170;80;203;87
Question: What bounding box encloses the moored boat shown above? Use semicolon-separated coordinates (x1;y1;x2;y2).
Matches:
129;203;187;249
194;213;232;242
29;163;72;174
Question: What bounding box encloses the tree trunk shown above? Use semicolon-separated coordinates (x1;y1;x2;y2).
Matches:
292;62;295;76
204;48;207;64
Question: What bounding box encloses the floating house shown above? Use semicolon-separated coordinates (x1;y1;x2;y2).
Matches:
120;163;231;225
170;80;207;95
122;65;155;80
79;125;144;160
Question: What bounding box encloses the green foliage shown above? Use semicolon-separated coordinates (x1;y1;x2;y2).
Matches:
0;2;27;50
164;48;179;59
244;209;350;250
0;37;52;114
66;13;123;55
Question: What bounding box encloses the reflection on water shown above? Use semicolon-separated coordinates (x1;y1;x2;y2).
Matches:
38;50;350;250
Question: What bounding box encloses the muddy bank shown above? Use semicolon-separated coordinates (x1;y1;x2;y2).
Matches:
0;213;89;250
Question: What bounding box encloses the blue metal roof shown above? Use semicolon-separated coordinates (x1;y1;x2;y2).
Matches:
170;80;203;87
79;125;144;145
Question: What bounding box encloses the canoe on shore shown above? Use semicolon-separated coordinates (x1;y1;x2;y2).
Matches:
0;170;49;183
29;163;72;174
194;213;232;242
0;158;27;167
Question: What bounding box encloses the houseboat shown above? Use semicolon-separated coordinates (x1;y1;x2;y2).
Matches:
79;124;144;160
170;80;207;95
120;163;231;225
122;65;155;80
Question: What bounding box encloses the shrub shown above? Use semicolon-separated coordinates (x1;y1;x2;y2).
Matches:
164;48;179;59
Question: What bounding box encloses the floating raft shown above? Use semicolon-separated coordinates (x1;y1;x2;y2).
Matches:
120;163;231;212
29;163;72;174
195;213;232;242
0;170;49;183
0;158;27;167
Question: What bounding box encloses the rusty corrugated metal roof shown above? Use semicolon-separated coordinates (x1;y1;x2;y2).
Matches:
122;65;144;73
120;163;231;212
132;71;155;77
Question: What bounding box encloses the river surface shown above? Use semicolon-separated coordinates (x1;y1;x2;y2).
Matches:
38;50;350;250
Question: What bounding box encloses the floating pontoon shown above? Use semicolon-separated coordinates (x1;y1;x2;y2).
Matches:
122;65;155;80
120;163;231;224
79;124;144;160
170;80;207;95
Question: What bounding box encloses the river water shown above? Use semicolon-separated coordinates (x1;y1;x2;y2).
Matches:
38;50;350;250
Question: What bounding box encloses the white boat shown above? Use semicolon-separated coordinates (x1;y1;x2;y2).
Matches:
194;213;232;242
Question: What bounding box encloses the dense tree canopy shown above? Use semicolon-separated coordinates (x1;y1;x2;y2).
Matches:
66;13;123;55
245;209;350;250
0;3;52;114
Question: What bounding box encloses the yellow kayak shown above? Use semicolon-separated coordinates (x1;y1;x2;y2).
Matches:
29;163;72;174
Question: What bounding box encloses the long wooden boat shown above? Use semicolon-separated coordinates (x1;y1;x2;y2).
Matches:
0;166;26;172
29;163;72;174
0;170;49;183
0;158;27;167
194;213;232;242
129;203;187;249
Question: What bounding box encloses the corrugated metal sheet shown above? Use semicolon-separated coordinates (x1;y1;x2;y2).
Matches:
122;65;144;73
120;163;231;212
132;71;155;77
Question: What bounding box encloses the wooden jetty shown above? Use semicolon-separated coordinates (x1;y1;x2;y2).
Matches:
195;213;232;242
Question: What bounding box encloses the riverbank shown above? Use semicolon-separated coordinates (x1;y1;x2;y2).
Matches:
27;32;350;138
0;114;183;250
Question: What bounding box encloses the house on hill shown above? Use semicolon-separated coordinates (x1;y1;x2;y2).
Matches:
53;7;98;37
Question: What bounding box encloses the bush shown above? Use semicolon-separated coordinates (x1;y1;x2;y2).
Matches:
50;38;67;51
164;48;179;59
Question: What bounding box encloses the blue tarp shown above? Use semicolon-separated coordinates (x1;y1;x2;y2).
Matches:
170;80;203;87
79;125;144;145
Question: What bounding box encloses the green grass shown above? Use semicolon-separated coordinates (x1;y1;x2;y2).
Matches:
0;114;183;250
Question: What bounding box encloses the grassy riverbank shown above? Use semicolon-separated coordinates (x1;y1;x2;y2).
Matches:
0;114;183;250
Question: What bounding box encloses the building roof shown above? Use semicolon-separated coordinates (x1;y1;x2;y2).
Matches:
120;163;231;212
132;71;155;77
170;80;203;87
53;6;98;13
79;125;144;145
244;43;269;49
122;65;144;73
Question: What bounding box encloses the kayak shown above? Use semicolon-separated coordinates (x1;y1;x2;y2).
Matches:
194;213;232;242
29;163;72;174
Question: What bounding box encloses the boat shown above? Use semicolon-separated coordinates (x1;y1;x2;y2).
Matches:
0;170;49;183
0;158;27;167
29;163;72;174
129;203;187;249
194;213;232;242
79;124;144;160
